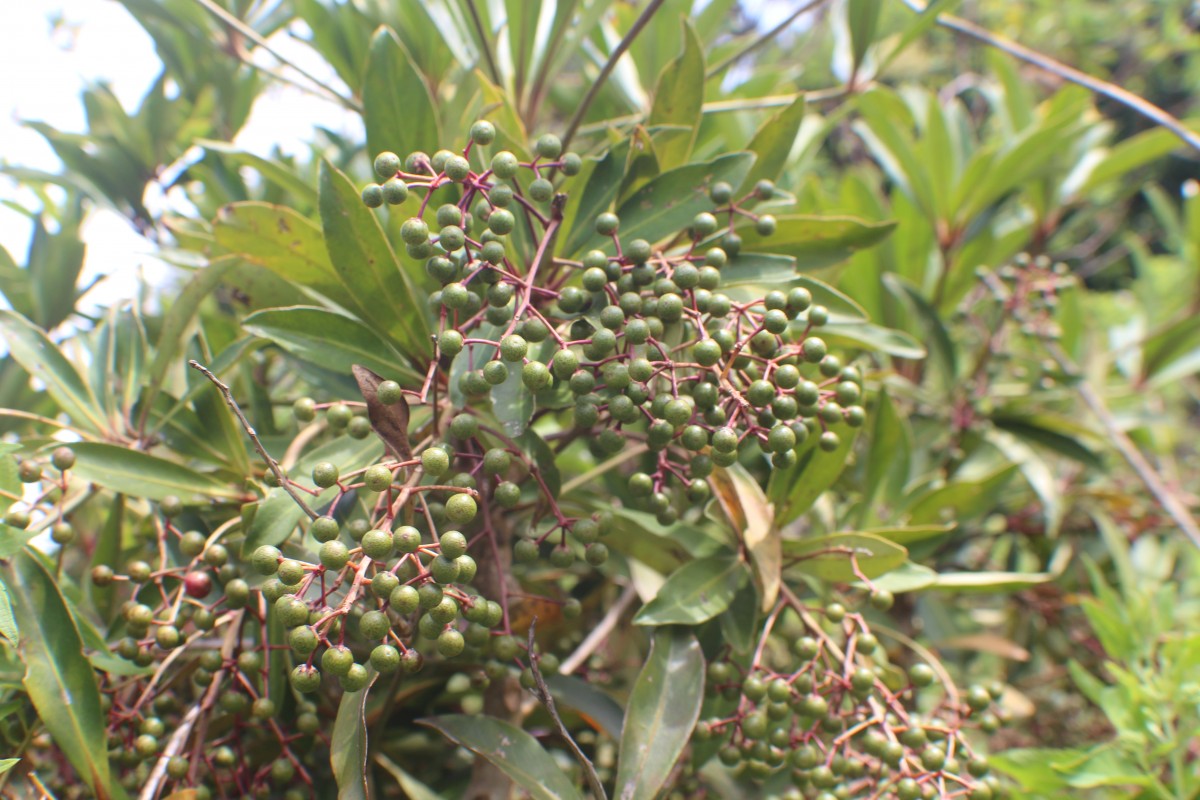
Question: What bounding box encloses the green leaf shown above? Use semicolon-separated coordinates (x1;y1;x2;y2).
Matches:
0;759;17;776
743;94;806;191
634;554;748;626
601;153;755;250
562;147;625;257
718;581;760;653
489;357;535;437
8;550;124;799
199;140;317;204
363;27;442;161
375;752;445;800
768;421;860;526
331;667;376;800
818;320;925;359
847;0;883;73
735;214;897;271
319;160;430;364
931;568;1061;592
419;714;584;800
864;561;939;593
0;310;107;434
602;508;723;575
906;464;1019;525
544;675;625;741
212;202;357;312
69;442;240;503
243;306;419;385
0;580;18;646
863;524;954;545
782;533;907;582
647;20;704;170
615;627;704;800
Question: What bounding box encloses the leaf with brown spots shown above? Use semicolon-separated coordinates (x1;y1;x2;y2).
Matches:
711;464;779;612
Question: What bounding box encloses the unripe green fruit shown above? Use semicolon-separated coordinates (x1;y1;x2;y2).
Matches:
428;555;460;585
50;522;74;545
755;214;776;236
437;628;466;657
361;529;394;560
361;183;384;207
529;178;554;202
320;541;350;571
444;493;477;524
278;559;306;586
312;461;339;488
499;334;528;362
438;329;465;356
155;625;182;649
585;542;608;565
522;361;551;391
549;546;575;568
4;509;31;529
439;225;466;252
289;625;319;656
275;595;310;628
594;212;619;236
535;133;562;159
421;447;451;476
289;664;321;693
374;151;402;178
363;465;393;493
444;155;471;182
514;539;538;562
252;545;282;575
468;119;496;145
308;516;339;543
491;151;519;178
134;733;159;759
358;609;391;640
401;217;430;245
389;584;420;614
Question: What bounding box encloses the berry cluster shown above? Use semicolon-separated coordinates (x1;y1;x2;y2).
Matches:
698;596;1006;800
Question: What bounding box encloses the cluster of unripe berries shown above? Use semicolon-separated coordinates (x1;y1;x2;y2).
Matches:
4;446;77;542
360;123;862;542
699;597;1007;800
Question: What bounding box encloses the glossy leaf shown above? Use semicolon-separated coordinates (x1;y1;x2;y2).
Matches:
212;202;357;312
782;533;907;582
0;310;106;434
331;667;376;800
599;153;754;250
363;27;442;162
0;579;17;646
906;464;1020;525
735;214;897;271
8;550;123;799
847;0;882;74
647;20;703;170
419;714;584;800
544;674;625;741
375;753;444;800
243;306;419;384
319;160;430;363
768;421;860;526
70;442;239;503
615;627;704;800
742;94;806;191
562;146;625;256
710;465;779;612
634;554;748;626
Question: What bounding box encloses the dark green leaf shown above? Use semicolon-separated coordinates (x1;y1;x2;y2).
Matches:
8;550;124;799
363;27;442;161
768;421;860;526
782;533;907;582
70;442;239;503
647;20;704;170
331;667;376;800
0;580;17;646
562;147;625;257
615;627;704;800
544;675;625;741
0;310;107;434
319;160;431;363
634;554;748;626
419;714;584;800
243;306;419;384
906;464;1019;525
213;202;357;312
735;214;897;271
847;0;883;73
742;94;806;191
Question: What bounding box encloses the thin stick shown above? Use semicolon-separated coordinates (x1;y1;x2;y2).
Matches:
1044;344;1200;550
190;0;360;113
561;0;670;151
897;0;1200;153
527;620;608;800
707;0;830;79
189;360;318;520
559;583;638;676
465;0;502;86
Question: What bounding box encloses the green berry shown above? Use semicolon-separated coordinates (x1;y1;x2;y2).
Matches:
595;212;619;236
491;151;520;179
535;134;562;159
361;183;384;207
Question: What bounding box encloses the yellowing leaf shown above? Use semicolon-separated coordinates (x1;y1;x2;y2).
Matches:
711;465;778;611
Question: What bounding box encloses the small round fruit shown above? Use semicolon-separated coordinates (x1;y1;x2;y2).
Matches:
252;546;281;575
594;212;619;236
437;628;466;657
361;183;384;208
421;448;451;477
445;493;478;524
535;134;563;159
374;151;402;178
312;461;339;488
470;120;496;145
341;663;370;691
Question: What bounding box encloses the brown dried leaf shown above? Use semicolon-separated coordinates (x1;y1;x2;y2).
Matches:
352;364;411;460
711;465;779;612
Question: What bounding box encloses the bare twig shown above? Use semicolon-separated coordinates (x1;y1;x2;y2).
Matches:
561;0;670;151
707;0;830;79
189;360;318;520
1044;344;1200;550
190;0;360;113
896;0;1200;153
527;620;607;800
559;584;638;676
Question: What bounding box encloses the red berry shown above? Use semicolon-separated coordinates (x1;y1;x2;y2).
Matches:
183;572;213;598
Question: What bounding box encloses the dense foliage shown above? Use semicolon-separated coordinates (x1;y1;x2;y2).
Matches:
0;1;1198;799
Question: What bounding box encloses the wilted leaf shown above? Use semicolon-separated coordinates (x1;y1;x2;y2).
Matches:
710;465;779;611
353;364;412;460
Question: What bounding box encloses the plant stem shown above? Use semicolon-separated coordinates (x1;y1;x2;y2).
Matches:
465;0;502;86
189;360;318;520
561;0;670;152
896;0;1200;152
